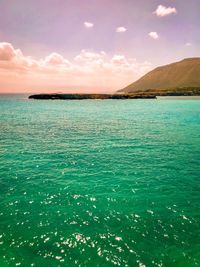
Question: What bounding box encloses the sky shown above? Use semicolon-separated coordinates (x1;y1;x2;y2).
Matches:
0;0;199;93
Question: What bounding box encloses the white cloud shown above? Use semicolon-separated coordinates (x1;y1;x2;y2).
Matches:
185;42;192;47
116;27;127;33
148;32;159;40
74;50;105;61
111;55;128;66
0;42;152;93
84;22;94;28
44;53;70;66
154;5;177;17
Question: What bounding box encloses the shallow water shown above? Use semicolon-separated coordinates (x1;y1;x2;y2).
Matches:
0;95;200;267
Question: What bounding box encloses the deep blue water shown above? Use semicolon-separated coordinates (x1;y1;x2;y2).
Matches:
0;95;200;266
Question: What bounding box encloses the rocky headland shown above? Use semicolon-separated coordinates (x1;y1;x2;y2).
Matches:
118;58;200;95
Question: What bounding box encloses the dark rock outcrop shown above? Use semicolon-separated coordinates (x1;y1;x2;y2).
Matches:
29;93;156;100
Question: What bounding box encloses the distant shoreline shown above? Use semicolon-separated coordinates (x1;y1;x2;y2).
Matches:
157;96;200;100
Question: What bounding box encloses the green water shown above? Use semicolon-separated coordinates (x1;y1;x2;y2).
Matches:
0;95;200;267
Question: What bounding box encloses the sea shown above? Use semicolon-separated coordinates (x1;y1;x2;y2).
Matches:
0;94;200;267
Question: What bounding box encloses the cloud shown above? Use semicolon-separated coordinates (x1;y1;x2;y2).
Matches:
0;42;39;72
0;42;152;93
185;42;192;47
84;22;94;28
0;42;17;61
74;50;106;63
154;5;177;17
116;27;127;33
111;55;128;65
44;53;71;66
148;32;159;40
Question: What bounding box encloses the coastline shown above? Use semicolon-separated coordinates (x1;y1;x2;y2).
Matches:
157;96;200;100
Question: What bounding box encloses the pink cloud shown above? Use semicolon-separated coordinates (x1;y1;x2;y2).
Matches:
0;42;152;93
0;42;17;61
111;55;128;66
45;53;66;65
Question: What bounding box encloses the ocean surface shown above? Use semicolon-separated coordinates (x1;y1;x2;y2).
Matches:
0;95;200;267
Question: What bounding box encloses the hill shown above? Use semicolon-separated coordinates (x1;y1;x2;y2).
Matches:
118;58;200;94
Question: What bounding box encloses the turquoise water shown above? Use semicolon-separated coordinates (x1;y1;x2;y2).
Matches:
0;95;200;267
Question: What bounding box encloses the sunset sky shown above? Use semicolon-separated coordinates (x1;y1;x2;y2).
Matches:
0;0;199;93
